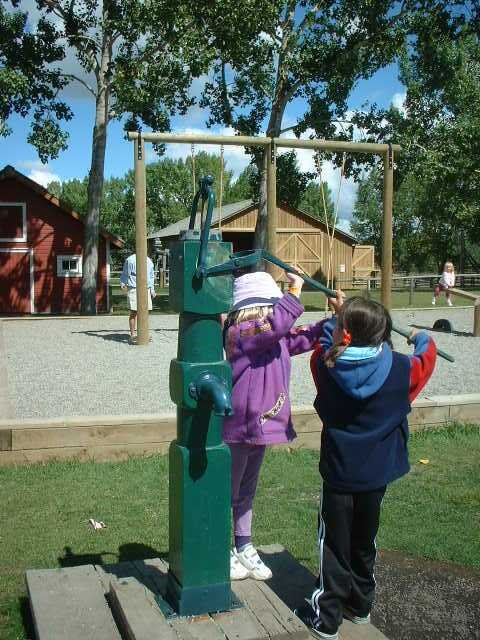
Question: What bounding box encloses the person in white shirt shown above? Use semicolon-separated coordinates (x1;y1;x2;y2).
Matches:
120;253;156;343
432;261;455;306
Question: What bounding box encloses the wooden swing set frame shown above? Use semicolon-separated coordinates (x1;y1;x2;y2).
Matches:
127;131;400;345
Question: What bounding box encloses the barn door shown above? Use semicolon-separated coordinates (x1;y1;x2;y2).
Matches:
277;233;323;279
352;245;375;285
0;249;33;313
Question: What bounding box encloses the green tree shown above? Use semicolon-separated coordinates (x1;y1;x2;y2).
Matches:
299;181;334;222
28;0;207;313
196;0;408;248
352;7;480;272
1;0;71;158
48;152;251;253
244;150;314;206
48;177;89;214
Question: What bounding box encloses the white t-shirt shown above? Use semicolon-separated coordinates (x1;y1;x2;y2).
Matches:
439;271;455;287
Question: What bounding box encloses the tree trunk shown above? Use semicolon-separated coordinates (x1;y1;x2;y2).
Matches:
81;37;111;314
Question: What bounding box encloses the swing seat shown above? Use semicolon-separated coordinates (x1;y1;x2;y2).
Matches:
433;318;453;333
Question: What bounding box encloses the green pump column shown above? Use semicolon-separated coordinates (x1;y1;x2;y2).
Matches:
166;233;233;616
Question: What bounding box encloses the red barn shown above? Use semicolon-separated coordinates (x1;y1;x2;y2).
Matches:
0;165;123;314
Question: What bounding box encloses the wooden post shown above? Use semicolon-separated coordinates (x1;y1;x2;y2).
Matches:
474;300;480;338
134;134;149;345
409;276;414;306
382;144;394;309
266;141;277;276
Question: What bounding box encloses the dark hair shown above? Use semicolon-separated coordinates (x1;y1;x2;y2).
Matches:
324;297;392;367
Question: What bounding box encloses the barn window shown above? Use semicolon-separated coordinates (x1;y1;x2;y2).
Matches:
57;254;82;277
0;202;27;241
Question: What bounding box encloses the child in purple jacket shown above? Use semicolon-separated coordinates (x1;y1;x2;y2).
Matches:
223;269;331;581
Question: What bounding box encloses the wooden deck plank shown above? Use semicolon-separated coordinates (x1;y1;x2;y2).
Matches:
212;606;269;640
171;616;227;640
233;580;309;640
109;578;177;640
133;557;169;593
95;561;143;593
26;565;121;640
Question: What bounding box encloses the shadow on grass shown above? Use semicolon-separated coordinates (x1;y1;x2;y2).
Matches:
58;546;118;567
19;596;35;640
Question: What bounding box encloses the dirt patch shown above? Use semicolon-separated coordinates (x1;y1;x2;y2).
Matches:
373;549;480;640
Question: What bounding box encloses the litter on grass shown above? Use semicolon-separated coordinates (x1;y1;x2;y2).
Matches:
88;518;107;531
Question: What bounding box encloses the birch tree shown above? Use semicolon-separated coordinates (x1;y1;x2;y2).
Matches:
31;0;205;313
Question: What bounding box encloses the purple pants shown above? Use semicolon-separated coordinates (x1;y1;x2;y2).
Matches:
229;443;266;537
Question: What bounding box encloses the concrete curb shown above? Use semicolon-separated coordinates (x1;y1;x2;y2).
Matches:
0;394;479;467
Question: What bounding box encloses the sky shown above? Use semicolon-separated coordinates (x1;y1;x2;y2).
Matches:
1;5;407;220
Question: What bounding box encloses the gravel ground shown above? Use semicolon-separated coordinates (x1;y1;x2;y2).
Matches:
2;307;478;420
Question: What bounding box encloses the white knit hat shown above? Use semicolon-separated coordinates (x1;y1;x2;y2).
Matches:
231;271;283;312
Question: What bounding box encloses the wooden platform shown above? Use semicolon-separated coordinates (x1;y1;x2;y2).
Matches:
25;545;389;640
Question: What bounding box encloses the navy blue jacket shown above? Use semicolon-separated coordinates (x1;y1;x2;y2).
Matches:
311;319;436;492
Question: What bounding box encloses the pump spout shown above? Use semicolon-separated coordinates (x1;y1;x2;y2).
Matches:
189;372;233;417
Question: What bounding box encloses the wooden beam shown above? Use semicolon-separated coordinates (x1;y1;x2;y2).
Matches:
275;138;401;155
127;132;401;155
128;132;271;147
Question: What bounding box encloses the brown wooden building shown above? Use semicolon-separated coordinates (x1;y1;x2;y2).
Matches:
149;200;375;286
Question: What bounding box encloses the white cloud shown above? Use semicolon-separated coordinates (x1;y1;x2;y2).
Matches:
392;92;407;114
278;127;358;218
29;169;62;187
19;160;61;187
147;125;251;178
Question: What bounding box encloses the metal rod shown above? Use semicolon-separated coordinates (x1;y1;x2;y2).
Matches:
134;134;149;345
381;146;394;309
391;325;455;362
266;255;454;362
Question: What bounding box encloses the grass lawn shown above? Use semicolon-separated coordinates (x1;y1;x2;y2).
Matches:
1;424;478;639
109;284;479;315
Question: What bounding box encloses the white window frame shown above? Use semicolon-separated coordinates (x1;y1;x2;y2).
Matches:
57;254;82;277
0;202;27;242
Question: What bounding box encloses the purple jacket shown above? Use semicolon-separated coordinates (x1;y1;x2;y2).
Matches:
223;293;326;445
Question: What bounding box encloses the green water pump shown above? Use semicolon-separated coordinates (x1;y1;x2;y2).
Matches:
166;176;234;616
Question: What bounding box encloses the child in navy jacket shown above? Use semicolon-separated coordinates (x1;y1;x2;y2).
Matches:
295;296;437;640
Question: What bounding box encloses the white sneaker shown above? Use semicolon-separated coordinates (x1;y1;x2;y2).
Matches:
343;607;371;624
235;544;272;580
447;299;453;306
431;298;436;305
230;550;249;580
